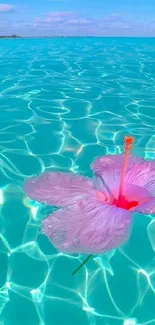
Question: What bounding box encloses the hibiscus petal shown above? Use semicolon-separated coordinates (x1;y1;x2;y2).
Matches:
91;155;123;196
41;197;133;254
122;183;151;210
135;197;155;214
150;161;155;169
91;154;151;195
142;169;155;196
23;172;99;207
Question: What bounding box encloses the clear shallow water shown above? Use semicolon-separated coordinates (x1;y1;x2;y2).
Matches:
0;37;155;325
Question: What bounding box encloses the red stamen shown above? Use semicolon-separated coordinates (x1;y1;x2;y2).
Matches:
117;135;134;200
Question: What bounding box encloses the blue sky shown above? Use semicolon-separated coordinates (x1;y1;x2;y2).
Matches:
0;0;155;36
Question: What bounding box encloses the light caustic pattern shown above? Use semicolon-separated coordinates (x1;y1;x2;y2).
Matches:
0;38;155;325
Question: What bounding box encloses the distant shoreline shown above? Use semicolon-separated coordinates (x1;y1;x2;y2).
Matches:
0;35;21;39
0;35;95;39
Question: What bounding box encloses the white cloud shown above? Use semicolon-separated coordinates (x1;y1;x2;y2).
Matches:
0;3;14;12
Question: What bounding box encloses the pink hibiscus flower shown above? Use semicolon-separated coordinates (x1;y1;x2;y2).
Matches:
23;136;155;274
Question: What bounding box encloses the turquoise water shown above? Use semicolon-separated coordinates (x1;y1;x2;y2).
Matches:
0;37;155;325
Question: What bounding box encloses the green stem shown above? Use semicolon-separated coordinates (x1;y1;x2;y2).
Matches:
72;254;93;276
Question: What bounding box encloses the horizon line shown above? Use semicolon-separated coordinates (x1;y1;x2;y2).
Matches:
1;35;155;38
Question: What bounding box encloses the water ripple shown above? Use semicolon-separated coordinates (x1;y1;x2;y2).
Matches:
0;37;155;325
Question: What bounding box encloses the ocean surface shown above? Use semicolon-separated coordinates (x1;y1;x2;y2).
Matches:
0;37;155;325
